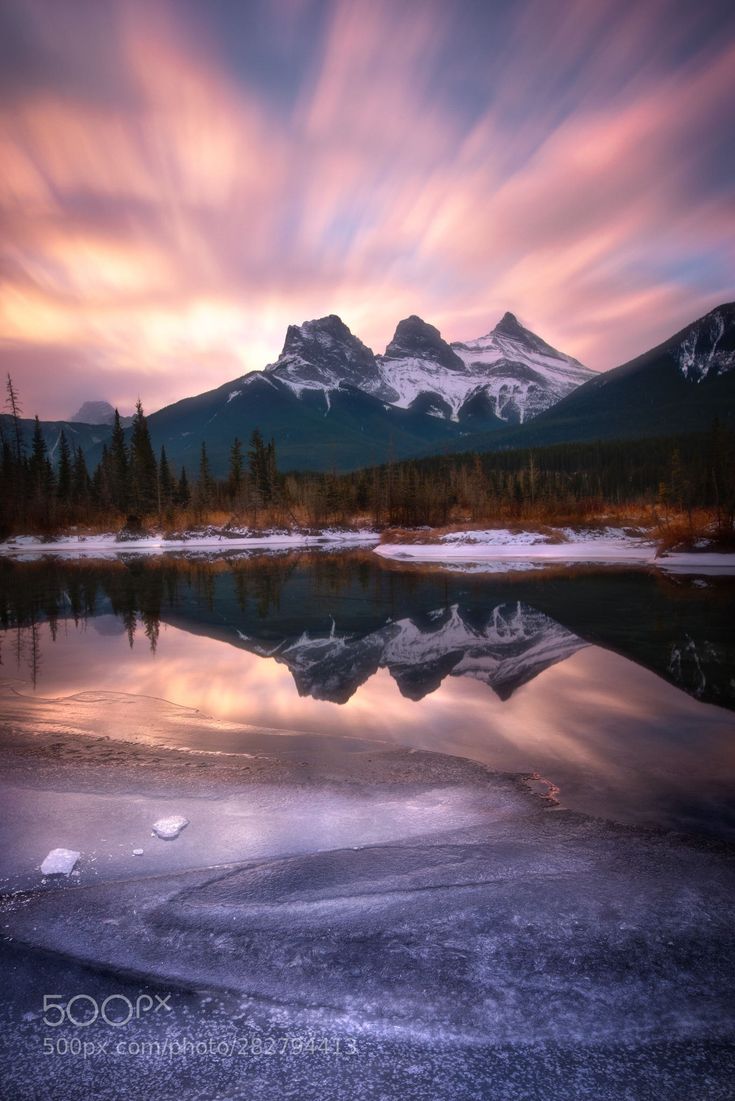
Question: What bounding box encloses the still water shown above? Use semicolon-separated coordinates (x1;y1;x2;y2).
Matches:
1;550;734;838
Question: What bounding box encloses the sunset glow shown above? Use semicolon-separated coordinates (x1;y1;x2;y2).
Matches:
1;0;734;417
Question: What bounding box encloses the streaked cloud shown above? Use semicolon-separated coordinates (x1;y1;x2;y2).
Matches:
0;0;733;417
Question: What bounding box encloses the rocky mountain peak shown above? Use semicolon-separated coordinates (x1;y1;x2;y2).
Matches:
384;315;465;371
267;314;379;395
493;311;525;338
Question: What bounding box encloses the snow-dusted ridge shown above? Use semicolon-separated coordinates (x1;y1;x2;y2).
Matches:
231;310;594;425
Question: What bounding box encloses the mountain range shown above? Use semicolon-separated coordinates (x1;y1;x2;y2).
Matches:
4;302;734;474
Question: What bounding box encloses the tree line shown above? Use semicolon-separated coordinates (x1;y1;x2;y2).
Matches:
2;373;734;538
1;376;279;535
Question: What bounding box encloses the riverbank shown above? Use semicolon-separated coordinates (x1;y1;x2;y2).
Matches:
2;523;734;574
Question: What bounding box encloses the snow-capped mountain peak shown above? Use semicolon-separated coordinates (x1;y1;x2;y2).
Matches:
372;312;593;424
247;309;593;427
264;314;382;398
450;314;594;424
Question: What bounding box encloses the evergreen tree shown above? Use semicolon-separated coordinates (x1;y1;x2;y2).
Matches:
5;373;24;466
195;443;214;514
28;416;54;525
72;447;90;509
56;430;72;506
4;374;25;517
158;446;174;513
176;467;190;508
248;430;278;507
228;437;244;502
109;409;128;513
129;400;158;515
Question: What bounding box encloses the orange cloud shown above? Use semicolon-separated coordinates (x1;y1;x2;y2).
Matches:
0;0;733;417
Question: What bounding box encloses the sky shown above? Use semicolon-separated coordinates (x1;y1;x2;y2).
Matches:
1;0;734;420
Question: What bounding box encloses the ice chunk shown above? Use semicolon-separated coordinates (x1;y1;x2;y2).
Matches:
40;849;80;876
151;816;189;840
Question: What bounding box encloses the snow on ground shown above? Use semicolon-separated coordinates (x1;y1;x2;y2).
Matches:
0;528;379;557
376;527;735;574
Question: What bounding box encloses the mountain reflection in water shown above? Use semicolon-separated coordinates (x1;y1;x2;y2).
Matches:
1;550;734;836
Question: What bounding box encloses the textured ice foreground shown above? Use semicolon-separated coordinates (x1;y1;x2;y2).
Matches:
39;848;79;876
3;733;734;1049
1;692;734;1099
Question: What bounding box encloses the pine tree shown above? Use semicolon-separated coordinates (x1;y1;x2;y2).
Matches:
228;437;244;503
72;447;90;509
56;430;72;506
176;467;190;508
248;430;278;507
158;446;174;513
5;374;24;466
195;443;214;515
28;416;54;526
129;400;158;515
109;409;128;513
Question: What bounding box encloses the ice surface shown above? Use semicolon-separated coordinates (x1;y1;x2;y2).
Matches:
2;683;734;1098
152;816;189;840
40;848;80;876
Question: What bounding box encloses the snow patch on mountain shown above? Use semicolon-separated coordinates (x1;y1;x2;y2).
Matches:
676;309;735;381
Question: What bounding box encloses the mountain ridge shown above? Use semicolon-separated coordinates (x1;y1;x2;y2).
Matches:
7;301;733;475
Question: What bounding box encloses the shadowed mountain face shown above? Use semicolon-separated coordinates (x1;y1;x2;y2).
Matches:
1;553;734;712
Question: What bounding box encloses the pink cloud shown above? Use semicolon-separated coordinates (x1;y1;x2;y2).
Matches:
0;0;732;418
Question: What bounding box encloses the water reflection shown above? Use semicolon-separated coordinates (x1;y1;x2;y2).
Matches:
1;552;734;708
1;551;734;837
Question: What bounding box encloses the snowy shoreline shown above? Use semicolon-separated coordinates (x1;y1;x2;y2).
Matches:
1;524;734;573
373;526;735;574
0;528;379;557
